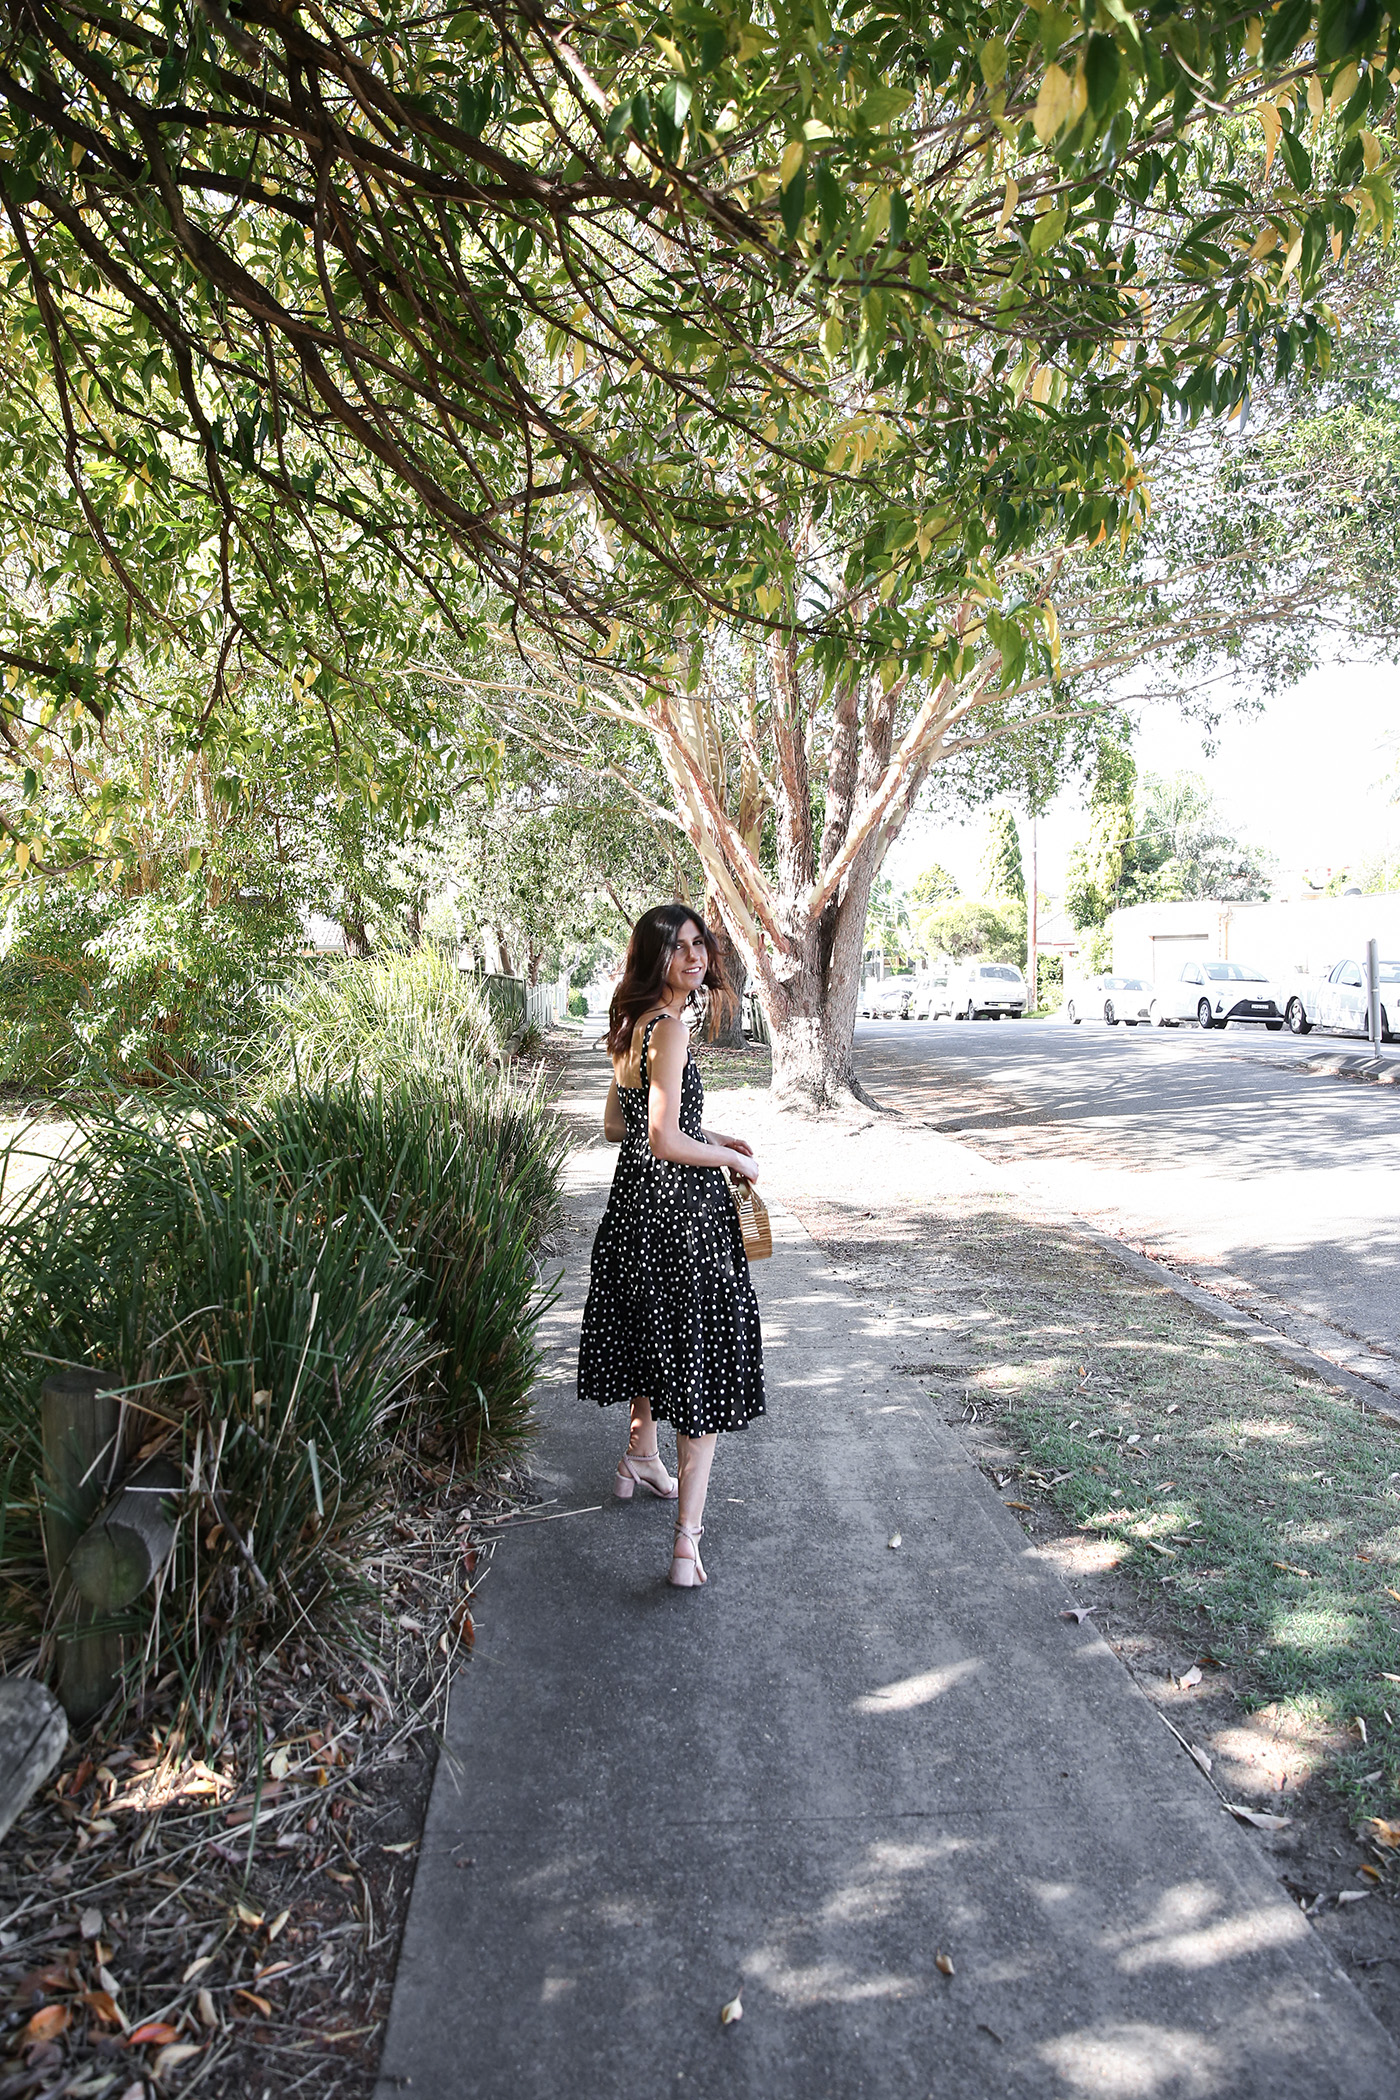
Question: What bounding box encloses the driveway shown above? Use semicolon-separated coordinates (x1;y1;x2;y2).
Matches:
853;1018;1400;1393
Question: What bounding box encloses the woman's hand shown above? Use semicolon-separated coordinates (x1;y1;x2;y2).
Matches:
705;1129;753;1158
724;1150;760;1183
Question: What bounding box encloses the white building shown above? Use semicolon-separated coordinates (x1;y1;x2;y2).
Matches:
1109;892;1400;985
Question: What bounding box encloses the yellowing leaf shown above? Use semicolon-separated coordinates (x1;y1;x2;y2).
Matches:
1330;62;1358;110
935;1951;955;1977
1362;128;1382;174
1256;102;1281;181
1033;63;1074;143
779;139;805;191
1366;1817;1400;1847
1307;72;1324;119
997;179;1019;235
720;1993;743;2025
1249;223;1279;260
1245;15;1262;56
980;35;1008;86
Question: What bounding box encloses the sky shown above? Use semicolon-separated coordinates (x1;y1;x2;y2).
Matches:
885;653;1399;907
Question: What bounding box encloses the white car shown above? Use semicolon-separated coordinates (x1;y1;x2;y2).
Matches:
1148;958;1286;1031
861;975;916;1018
911;972;953;1020
1064;973;1153;1027
1284;956;1399;1041
951;960;1028;1019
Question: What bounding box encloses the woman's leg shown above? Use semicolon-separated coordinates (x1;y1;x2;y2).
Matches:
628;1395;659;1457
671;1432;718;1580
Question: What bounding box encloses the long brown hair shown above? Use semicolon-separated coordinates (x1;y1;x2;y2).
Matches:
606;904;732;1056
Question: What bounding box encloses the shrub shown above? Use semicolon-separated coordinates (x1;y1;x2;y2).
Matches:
567;989;588;1018
0;1059;566;1711
260;947;505;1089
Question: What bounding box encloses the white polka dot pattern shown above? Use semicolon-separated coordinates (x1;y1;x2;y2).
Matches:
577;1017;766;1436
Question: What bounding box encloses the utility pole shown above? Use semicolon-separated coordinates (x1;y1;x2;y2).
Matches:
1368;937;1382;1056
1029;811;1039;1013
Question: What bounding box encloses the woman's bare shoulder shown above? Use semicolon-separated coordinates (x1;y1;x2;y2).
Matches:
613;1007;678;1088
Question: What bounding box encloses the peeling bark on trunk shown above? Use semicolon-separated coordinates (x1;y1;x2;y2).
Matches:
703;894;748;1049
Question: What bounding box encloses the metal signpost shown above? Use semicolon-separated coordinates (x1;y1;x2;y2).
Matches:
1367;936;1382;1057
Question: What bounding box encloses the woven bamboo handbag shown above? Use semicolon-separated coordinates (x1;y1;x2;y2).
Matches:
730;1174;773;1262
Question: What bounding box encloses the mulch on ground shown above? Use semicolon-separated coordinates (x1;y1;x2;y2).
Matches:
1;1459;534;2099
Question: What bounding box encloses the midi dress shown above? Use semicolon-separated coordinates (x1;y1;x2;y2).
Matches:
578;1015;765;1436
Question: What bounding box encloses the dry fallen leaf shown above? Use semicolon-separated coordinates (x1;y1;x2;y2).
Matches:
1338;1890;1371;1905
1365;1818;1400;1848
79;1907;104;1940
1224;1803;1291;1831
1004;1500;1032;1512
196;1989;218;2029
381;1840;417;1855
266;1908;291;1943
935;1952;955;1977
126;2019;180;2046
153;2044;204;2078
235;1989;273;2017
182;1955;212;1984
235;1902;263;1930
268;1747;291;1782
1059;1606;1099;1624
1178;1666;1203;1690
1188;1743;1213;1777
720;1994;743;2026
81;1990;122;2026
887;1533;902;1550
24;2005;71;2045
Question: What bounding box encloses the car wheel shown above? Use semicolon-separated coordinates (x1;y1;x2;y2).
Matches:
1384;1005;1394;1044
1066;1000;1078;1024
1286;997;1311;1036
1104;1000;1117;1025
1197;998;1216;1030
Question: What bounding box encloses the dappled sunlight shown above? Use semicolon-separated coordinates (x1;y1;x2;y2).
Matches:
1270;1601;1370;1651
1036;2019;1226;2097
1108;1882;1306;1974
1035;1532;1128;1575
852;1656;983;1714
741;1836;970;2009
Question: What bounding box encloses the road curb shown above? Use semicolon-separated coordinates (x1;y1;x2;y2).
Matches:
1060;1214;1400;1424
1293;1050;1400;1086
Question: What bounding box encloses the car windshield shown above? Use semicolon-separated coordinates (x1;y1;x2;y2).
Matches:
1202;962;1267;982
978;965;1021;981
1105;976;1148;990
1382;963;1400;984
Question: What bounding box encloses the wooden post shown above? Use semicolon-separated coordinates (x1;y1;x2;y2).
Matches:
68;1459;179;1611
0;1680;68;1844
41;1370;124;1726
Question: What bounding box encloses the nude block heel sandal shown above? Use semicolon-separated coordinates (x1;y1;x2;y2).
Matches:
614;1451;678;1501
668;1521;706;1587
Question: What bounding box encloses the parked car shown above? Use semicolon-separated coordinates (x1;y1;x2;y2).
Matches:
911;971;954;1020
860;975;917;1018
1283;956;1399;1041
1064;973;1153;1027
951;960;1028;1019
1148;958;1286;1030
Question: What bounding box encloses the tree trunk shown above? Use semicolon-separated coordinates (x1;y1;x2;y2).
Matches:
703;895;747;1049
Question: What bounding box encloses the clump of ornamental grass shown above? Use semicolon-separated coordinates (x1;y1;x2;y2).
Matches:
259;946;507;1090
0;1052;564;1727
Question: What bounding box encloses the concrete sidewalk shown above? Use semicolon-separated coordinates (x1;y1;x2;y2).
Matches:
374;1123;1400;2097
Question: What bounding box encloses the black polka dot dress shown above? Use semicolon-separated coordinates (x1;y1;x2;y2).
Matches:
578;1017;765;1436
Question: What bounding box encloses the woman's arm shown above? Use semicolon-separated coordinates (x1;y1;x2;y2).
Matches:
647;1016;757;1178
603;1077;625;1143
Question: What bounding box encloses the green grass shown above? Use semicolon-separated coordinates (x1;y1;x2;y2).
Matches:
953;1219;1400;1815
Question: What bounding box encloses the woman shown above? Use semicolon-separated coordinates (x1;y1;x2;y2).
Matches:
578;904;765;1588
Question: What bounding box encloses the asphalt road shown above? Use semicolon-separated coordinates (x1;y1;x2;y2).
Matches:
852;1014;1400;1394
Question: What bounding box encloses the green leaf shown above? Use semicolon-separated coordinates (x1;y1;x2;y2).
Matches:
1085;34;1121;119
854;86;913;129
1279;128;1313;191
1029;208;1068;255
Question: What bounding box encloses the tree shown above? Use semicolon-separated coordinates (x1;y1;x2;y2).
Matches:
911;864;959;908
979;810;1025;907
919;899;1023;965
4;6;1400;1107
0;0;1383;763
864;877;913;968
1064;737;1137;931
1066;758;1274;938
